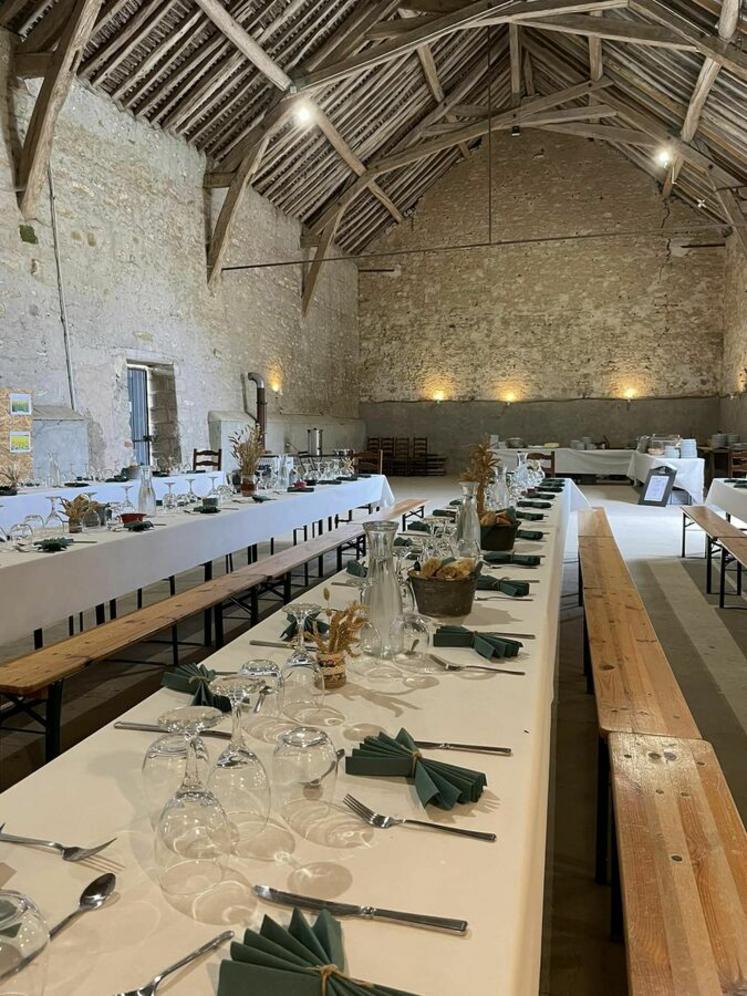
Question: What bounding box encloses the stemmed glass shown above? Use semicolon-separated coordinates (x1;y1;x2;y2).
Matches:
0;890;49;995
206;474;221;506
23;514;46;541
120;485;136;513
239;659;284;721
185;476;199;504
44;496;66;537
9;522;34;551
272;727;339;829
281;603;324;718
391;612;439;673
286;603;321;662
142;733;210;829
154;706;232;895
163;481;178;514
206;676;271;855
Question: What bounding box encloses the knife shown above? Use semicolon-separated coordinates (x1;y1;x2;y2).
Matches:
414;740;512;756
253;885;467;934
249;639;314;649
114;721;231;740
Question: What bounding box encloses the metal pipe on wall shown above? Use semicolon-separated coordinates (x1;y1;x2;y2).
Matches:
48;166;77;411
243;371;267;443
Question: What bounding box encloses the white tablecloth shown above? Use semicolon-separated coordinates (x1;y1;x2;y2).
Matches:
705;479;747;522
626;452;704;503
491;447;633;476
0;476;394;645
0;482;588;996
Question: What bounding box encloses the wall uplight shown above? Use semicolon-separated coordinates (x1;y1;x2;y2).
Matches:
623;387;636;400
432;390;446;403
504;391;517;405
654;147;672;168
294;101;314;127
270;380;282;396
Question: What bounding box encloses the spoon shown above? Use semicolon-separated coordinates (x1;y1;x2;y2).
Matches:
49;872;116;938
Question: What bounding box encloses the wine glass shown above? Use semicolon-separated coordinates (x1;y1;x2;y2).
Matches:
9;522;34;552
272;727;339;829
286;602;321;662
162;481;178;514
44;496;65;537
108;502;124;531
154;706;232;895
0;890;49;995
185;477;198;504
142;734;210;829
206;474;221;506
391;612;438;673
23;514;46;541
239;659;284;721
206;676;271;855
120;484;135;513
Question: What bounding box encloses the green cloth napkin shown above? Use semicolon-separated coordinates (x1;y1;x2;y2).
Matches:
433;624;523;660
483;551;541;566
34;537;74;553
251;494;274;502
393;536;412;547
517;499;551;509
448;499;461;507
517;528;543;541
218;908;418;996
476;575;530;597
346;560;367;577
281;610;329;641
515;510;544;522
432;508;457;518
345;728;487;810
533;492;557;500
287;486;316;493
161;663;231;712
406;520;431;532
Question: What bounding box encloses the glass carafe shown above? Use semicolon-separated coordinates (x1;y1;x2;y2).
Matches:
455;481;482;559
513;452;529;495
362;521;403;658
493;464;509;510
137;464;157;516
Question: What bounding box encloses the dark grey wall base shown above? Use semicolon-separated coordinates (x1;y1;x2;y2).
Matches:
361;397;721;472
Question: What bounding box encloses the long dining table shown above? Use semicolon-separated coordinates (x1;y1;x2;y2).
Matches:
0;476;394;647
0;480;587;995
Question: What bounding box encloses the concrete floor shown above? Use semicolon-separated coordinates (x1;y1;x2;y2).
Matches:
1;477;745;996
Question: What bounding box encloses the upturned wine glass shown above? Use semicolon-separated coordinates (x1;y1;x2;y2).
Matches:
272;727;339;829
142;734;210;829
120;484;136;512
206;676;271;855
44;496;65;537
162;481;178;514
154;706;232;895
0;890;49;995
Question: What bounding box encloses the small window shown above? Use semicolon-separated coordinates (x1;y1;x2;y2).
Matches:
126;362;181;469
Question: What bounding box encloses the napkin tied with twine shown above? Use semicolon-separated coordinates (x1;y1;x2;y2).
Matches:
517;499;552;509
476;575;530;597
434;624;523;661
281;610;329;641
217;908;418;996
483;551;541;567
161;662;231;712
345;728;486;810
516;528;543;541
515;510;544;522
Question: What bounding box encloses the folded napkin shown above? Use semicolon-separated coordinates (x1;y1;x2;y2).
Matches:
448;499;461;507
346;560;367;578
533;492;557;500
287;486;316;493
346;728;486;809
517;528;543;541
161;662;231;712
542;479;565;486
483;551;541;566
515;510;544;522
517;500;552;509
34;537;74;553
218;908;418;996
281;610;329;641
393;536;412;547
476;575;530;597
434;624;523;661
252;494;274;502
406;520;431;532
432;508;457;518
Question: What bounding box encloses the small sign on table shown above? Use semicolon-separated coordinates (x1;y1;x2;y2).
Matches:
638;466;678;506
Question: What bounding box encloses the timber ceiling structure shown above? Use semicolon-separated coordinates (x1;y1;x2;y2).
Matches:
2;0;746;308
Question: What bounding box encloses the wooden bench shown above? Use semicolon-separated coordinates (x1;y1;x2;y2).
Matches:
578;536;635;593
609;732;747;993
716;535;747;609
681;506;745;594
578;507;614;538
366;497;426;530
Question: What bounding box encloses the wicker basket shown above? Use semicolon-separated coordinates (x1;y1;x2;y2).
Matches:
410;573;478;617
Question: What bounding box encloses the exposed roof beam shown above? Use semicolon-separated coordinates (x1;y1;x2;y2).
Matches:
629;0;747;81
0;0;29;27
509;23;521;104
304;0;400;71
533;121;658;143
588;8;603;83
18;0;74;52
519;14;697;48
16;0;103;219
368;13;441;37
292;0;628;90
715;185;747;255
192;0;292;91
523;48;536;94
662;0;741;197
302;207;345;315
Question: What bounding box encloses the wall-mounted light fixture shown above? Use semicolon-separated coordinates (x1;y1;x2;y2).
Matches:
623;386;636;408
270;380;282;397
504;391;517;405
511;125;521;138
432;389;446;403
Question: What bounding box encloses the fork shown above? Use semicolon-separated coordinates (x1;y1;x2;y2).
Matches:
0;824;117;863
343;795;496;841
429;655;525;676
115;930;233;995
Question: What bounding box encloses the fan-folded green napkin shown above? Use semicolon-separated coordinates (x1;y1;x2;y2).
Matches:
533;492;557;500
346;560;367;578
483;551;541;566
406;520;431;532
432;508;457;518
517;528;543;541
476;575;530;597
448;499;461;507
517;499;552;509
433;623;523;660
733;482;747;489
393;536;412;547
281;610;329;641
345;728;487;809
218;908;418;996
161;663;231;712
515;510;544;521
251;494;274;502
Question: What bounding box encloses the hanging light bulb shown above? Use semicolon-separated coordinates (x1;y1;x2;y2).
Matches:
294;102;314;127
654;147;672;167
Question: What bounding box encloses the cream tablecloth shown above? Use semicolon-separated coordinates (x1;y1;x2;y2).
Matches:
627;451;704;503
0;481;588;995
705;479;747;522
0;476;394;645
491;447;633;476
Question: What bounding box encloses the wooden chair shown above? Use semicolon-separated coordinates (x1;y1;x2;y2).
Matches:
353;449;384;474
411;437;428;476
527;450;556;476
379;437;395;475
392;437;410;476
193;448;222;470
366;436;380;451
727;449;747;477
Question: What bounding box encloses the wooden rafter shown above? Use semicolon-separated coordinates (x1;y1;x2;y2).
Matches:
715;185;747;254
302;206;345;315
662;0;741;197
509;23;522;105
15;0;103;220
533;121;659;144
519;14;698;49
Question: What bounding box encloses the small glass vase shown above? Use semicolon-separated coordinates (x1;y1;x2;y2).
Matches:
455;480;482;559
241;474;256;496
316;651;347;689
362;521;403;658
137;464;157;516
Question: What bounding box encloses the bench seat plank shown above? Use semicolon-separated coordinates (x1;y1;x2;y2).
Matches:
578;507;614;539
683;506;744;540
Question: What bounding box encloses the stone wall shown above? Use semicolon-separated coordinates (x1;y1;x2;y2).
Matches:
0;30;359;472
720;234;747;436
359;130;724;428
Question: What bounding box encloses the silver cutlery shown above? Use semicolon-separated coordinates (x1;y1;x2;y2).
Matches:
429;654;525;676
414;740;512;756
114;930;233;996
476;596;535;602
343;794;496;842
114;721;231;740
0;824;117;862
50;872;116;938
249;639;314;650
253;884;468;933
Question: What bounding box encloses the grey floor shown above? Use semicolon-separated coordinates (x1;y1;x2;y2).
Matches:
1;477;745;996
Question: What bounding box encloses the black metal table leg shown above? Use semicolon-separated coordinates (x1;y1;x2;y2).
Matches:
720;548;728;608
583;616;593;693
706;538;713;594
595;736;610;884
250;587;259;626
336;544;343;572
203;562;213;644
681;512;686;558
33;628;43;649
95;603;106;625
109;599;117;619
45;681;64;761
283;572;292;603
214;604;224;648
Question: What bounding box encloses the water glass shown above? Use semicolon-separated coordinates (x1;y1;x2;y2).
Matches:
9;523;33;552
0;890;49;995
142;734;210;829
391;612;438;672
23;515;46;541
272;727;339;825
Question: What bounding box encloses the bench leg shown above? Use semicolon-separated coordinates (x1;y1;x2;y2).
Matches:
337;544;343;572
169;576;176;596
95;603;106;626
33;628;43;650
214;604;224;648
720;549;727;609
738;561;743;598
203;562;213;644
583;616;593;693
109;599;117;619
171;624;179;668
681;513;686;558
706;539;713;594
45;681;64;761
595;737;610;885
283;572;292;604
250;587;259;626
610;809;623;942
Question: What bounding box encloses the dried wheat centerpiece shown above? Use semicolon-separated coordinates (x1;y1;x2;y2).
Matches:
462;438;518;551
310;588;367;688
230;424;265;494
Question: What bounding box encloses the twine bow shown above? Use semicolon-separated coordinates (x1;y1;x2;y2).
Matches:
312;964;374;994
410;749;422;777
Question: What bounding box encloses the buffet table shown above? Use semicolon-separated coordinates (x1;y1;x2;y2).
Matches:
0;476;394;646
705;479;747;523
0;482;587;996
491;446;632;476
626;452;704;503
